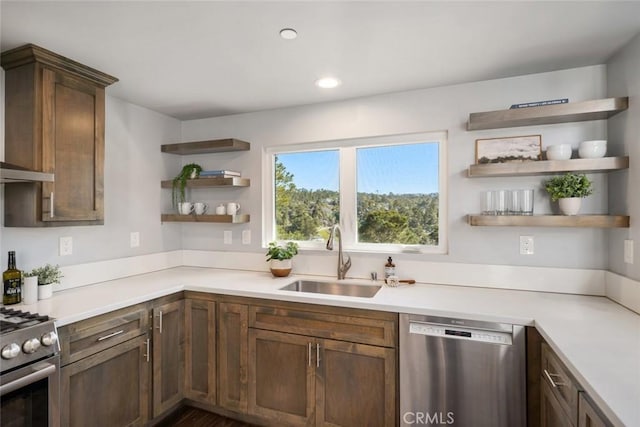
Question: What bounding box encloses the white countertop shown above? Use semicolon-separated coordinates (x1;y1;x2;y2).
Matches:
13;266;640;427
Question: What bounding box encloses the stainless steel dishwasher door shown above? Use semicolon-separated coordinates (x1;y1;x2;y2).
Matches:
400;314;526;427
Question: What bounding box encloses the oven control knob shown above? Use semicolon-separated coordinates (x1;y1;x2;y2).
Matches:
22;338;41;354
41;331;58;347
1;343;20;359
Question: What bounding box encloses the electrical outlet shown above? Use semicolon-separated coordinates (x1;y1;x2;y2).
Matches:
130;232;140;248
242;230;251;245
224;230;232;245
624;239;634;264
59;236;73;256
520;235;534;255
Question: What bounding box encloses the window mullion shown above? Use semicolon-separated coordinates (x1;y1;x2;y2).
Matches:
339;147;357;247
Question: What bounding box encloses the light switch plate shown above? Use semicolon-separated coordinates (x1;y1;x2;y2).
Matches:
130;232;140;248
624;239;634;264
224;230;232;245
59;236;73;256
242;230;251;245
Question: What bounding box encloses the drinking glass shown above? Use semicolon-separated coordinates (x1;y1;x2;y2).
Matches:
481;191;495;215
494;190;509;215
521;189;534;215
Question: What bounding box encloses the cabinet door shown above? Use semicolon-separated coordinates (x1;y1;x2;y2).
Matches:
218;302;249;413
41;67;105;223
316;339;396;427
152;300;185;417
578;393;610;427
541;379;574;427
248;329;316;425
61;335;151;427
185;299;216;405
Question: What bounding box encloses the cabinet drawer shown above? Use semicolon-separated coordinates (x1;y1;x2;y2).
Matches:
59;304;149;365
249;305;397;348
541;343;580;425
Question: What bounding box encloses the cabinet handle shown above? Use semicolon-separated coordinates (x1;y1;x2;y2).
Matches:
156;310;163;334
316;343;320;368
97;330;124;342
50;192;54;218
144;338;150;362
543;369;566;388
308;343;312;367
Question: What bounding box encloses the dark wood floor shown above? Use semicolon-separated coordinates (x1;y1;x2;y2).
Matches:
157;406;257;427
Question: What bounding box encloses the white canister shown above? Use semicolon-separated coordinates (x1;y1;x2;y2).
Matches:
23;276;38;305
215;204;226;215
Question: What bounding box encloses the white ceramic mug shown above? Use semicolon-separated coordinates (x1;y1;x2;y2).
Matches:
194;202;208;215
215;204;226;215
178;202;194;215
226;202;240;215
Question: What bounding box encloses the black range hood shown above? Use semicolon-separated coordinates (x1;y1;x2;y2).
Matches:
0;162;54;183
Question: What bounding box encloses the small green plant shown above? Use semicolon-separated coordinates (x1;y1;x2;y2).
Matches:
544;173;594;202
266;241;299;261
172;163;203;207
30;264;63;285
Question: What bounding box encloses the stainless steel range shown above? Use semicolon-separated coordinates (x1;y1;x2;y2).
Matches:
0;307;60;427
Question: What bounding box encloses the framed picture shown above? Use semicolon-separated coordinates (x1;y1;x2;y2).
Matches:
475;135;542;164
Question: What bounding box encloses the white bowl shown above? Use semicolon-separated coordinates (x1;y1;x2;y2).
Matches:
578;140;607;158
546;144;572;160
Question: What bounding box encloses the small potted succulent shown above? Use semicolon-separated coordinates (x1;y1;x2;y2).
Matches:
266;241;299;277
544;173;594;215
30;264;63;300
172;163;203;208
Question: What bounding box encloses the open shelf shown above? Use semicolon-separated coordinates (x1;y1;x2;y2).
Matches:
467;97;628;130
160;177;250;188
161;138;250;155
468;214;629;228
468;156;629;178
161;214;250;224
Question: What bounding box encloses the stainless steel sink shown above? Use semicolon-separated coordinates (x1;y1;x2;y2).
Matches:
279;280;381;298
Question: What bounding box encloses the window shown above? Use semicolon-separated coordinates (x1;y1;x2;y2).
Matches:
264;131;447;254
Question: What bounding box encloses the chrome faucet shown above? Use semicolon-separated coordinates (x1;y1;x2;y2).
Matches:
326;224;351;280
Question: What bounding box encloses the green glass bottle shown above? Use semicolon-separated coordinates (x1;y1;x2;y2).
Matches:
3;251;22;305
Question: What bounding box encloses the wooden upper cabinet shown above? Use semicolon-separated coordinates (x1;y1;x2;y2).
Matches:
1;44;117;226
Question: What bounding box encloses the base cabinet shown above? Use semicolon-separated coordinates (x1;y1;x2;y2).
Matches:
152;300;185;417
60;335;150;427
541;378;574;427
248;329;315;425
578;393;611;427
217;302;249;413
184;299;216;405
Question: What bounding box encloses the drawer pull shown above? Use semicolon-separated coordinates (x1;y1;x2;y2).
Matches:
543;369;566;388
50;192;54;218
144;338;150;362
97;330;125;342
316;343;321;368
308;343;312;367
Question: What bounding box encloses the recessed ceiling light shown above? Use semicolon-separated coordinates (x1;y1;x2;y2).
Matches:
315;77;341;89
279;28;297;40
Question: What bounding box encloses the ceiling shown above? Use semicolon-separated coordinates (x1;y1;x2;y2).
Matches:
2;1;640;120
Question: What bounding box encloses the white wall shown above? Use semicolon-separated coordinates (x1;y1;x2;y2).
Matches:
607;32;640;281
180;65;610;271
0;73;184;272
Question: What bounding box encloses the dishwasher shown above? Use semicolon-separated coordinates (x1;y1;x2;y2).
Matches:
400;313;526;427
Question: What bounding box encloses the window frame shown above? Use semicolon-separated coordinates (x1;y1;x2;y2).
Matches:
263;131;448;254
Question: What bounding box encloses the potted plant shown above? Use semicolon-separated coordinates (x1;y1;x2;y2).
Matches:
266;241;299;277
544;173;594;215
172;163;203;208
29;264;63;300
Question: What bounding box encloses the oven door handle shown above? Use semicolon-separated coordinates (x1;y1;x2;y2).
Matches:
0;363;57;396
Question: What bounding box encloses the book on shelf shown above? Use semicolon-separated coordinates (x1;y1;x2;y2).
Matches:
200;174;241;179
509;98;569;109
199;169;241;177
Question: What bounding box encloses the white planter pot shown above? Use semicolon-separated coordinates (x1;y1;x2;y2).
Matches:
38;283;54;300
558;197;582;216
270;259;292;277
